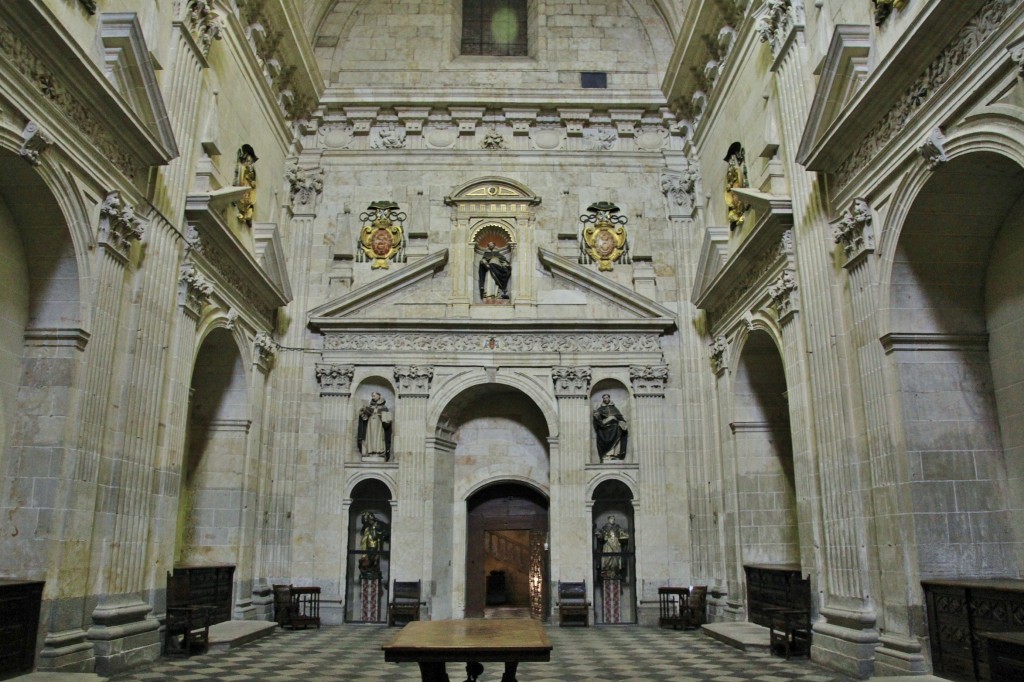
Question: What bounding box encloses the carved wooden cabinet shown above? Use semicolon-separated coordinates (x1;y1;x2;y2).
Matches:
0;579;44;677
923;579;1024;682
169;565;235;625
744;564;810;627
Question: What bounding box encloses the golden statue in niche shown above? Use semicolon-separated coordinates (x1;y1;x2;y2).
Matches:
234;144;257;227
358;201;405;269
724;141;749;230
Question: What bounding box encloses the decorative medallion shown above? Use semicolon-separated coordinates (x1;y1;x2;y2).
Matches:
358;201;406;269
580;201;629;271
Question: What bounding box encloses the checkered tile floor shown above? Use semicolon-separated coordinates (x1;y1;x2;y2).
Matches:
111;624;857;681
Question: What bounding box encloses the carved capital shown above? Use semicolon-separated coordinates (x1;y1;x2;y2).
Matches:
253;332;278;368
629;365;669;396
19;121;53;166
315;363;354;397
178;262;213;318
285;163;324;212
186;0;223;58
394;365;434;396
661;163;700;215
1010;43;1024;78
917;127;948;170
756;0;796;57
768;269;799;321
832;198;875;265
552;367;592;398
709;335;729;375
98;191;144;258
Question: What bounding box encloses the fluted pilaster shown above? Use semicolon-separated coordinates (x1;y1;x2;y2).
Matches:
550;367;592;580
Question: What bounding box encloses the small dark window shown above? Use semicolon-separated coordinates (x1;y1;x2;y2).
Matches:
462;0;528;56
581;72;608;89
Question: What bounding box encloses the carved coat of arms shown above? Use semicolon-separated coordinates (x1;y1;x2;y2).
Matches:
358;201;405;269
581;201;629;271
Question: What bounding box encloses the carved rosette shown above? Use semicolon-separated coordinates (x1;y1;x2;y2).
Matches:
768;269;799;322
552;367;593;399
394;366;434;397
315;363;355;397
178;263;214;318
709;335;729;375
285;163;324;212
918;127;949;170
358;201;406;269
832;198;875;266
19;121;53;166
661;164;700;215
99;191;144;260
629;365;669;397
253;332;278;369
580;201;629;271
186;0;223;57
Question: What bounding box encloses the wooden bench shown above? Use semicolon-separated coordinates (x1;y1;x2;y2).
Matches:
388;580;422;626
768;607;811;659
658;586;707;630
556;581;589;627
745;565;811;659
164;573;212;657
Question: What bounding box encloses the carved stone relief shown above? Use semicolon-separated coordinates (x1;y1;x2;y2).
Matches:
285;163;324;211
709;335;729;375
767;269;799;321
99;191;144;258
394;366;434;396
315;363;354;396
629;365;669;395
552;367;593;398
832;197;875;264
19;121;53;166
323;333;661;354
178;262;214;317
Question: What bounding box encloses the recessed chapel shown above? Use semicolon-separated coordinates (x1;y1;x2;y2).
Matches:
0;0;1023;679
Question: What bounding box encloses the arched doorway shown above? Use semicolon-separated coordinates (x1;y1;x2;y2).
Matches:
887;152;1024;578
465;482;548;619
345;478;393;622
732;330;799;567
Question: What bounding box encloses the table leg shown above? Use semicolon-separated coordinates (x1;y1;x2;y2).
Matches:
501;661;519;682
464;661;484;681
418;661;450;682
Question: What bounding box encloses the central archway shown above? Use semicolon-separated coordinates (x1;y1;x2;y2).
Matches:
465;482;549;619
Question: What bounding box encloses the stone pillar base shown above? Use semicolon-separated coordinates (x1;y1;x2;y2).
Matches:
811;609;881;680
873;634;928;676
37;628;96;673
87;596;160;677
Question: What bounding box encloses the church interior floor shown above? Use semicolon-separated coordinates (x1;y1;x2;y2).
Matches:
111;623;859;681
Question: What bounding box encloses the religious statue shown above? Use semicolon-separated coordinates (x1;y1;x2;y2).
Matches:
357;392;393;460
357;511;389;580
235;144;258;226
595;515;629;580
478;241;511;300
724;141;748;230
593;394;628;461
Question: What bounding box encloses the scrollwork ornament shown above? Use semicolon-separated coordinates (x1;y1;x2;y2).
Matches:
253;332;278;366
629;365;669;395
315;363;354;396
768;269;799;320
178;263;214;317
99;191;144;258
709;335;729;374
285;163;324;211
323;332;660;354
552;367;593;397
394;365;434;395
19;121;53;166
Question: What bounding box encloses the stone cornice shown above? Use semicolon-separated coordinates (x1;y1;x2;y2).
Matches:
0;1;176;182
798;0;998;174
184;193;291;327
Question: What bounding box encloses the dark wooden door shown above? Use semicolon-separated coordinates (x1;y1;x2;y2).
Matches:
465;484;548;618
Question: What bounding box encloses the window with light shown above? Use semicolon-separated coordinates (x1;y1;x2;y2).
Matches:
461;0;528;56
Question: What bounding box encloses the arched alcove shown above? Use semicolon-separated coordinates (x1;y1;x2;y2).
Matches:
352;377;395;462
731;329;798;567
177;327;249;566
345;478;393;622
591;478;636;624
887;151;1024;578
590;380;631;464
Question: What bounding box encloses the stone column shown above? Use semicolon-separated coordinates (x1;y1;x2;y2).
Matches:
549;367;591;588
833;201;926;674
762;4;878;672
312;363;354;623
391;366;434;584
630;365;670;616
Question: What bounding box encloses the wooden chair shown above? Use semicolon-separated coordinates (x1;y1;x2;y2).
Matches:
388;580;422;626
164;573;211;657
272;584;293;627
658;587;690;629
769;607;812;659
556;581;590;626
679;585;708;629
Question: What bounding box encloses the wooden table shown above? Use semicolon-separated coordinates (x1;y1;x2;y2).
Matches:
382;618;552;682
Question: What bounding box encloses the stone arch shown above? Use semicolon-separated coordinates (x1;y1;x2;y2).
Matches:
585;471;639;500
426;369;559;439
344;471;397;500
881;148;1024;578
